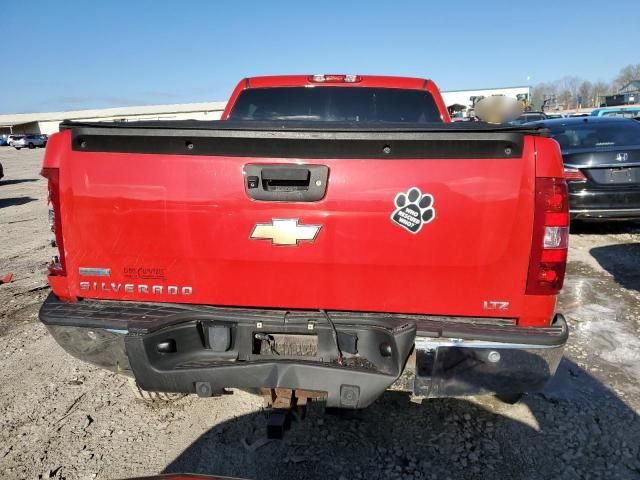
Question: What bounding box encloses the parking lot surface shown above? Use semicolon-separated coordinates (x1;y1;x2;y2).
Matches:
1;148;639;480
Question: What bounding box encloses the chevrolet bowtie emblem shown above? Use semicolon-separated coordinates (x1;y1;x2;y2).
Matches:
250;219;322;246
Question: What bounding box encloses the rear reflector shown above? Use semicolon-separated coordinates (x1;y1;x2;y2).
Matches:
526;177;569;295
563;167;587;182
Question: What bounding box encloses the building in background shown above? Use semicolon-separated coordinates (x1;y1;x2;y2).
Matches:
1;86;535;134
602;80;640;107
0;102;226;136
441;86;531;118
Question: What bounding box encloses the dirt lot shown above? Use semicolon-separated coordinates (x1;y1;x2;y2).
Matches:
1;147;639;480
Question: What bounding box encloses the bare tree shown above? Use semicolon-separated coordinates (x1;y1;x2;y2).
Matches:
530;63;634;110
564;76;581;97
556;76;581;109
577;80;593;107
531;82;560;110
613;64;640;90
531;83;549;110
591;81;611;107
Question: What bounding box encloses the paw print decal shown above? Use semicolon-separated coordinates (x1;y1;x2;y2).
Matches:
391;187;435;234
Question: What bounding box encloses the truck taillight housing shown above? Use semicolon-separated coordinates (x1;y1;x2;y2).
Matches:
41;168;66;276
526;177;569;295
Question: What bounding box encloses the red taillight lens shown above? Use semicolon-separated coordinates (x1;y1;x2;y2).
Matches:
526;177;569;295
563;167;587;182
41;167;66;276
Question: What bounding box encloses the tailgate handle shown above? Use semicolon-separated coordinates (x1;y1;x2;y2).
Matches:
244;164;329;202
261;167;311;188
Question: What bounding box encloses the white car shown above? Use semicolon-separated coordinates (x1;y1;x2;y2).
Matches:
12;134;47;150
7;134;24;146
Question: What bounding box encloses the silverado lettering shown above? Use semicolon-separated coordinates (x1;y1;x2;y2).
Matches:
40;74;569;410
79;282;193;296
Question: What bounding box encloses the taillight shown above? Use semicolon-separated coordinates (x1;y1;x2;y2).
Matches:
526;177;569;295
41;167;66;276
563;167;587;182
308;74;362;83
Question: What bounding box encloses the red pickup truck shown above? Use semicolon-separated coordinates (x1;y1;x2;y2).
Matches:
39;75;568;408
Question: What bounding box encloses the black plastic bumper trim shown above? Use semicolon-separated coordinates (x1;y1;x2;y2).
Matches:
125;320;417;408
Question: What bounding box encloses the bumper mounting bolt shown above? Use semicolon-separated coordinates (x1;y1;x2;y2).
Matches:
380;343;392;357
487;350;501;363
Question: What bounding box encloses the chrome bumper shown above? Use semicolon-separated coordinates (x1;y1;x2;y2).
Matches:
397;314;567;399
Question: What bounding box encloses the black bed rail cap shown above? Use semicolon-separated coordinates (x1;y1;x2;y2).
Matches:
59;118;549;136
60;119;550;159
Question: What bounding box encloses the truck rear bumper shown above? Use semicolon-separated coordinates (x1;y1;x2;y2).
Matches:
407;334;565;398
40;294;567;408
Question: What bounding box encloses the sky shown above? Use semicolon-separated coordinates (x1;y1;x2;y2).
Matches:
1;0;637;114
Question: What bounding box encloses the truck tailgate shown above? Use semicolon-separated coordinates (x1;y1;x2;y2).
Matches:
46;122;538;323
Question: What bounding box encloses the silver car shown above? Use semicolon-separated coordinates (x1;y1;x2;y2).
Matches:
13;134;47;150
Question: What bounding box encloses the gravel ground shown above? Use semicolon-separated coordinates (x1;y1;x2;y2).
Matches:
1;148;639;480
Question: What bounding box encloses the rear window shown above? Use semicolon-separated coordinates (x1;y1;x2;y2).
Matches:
601;110;640;118
549;121;640;149
510;114;546;125
228;87;443;123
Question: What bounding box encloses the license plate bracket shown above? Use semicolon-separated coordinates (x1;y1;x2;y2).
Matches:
606;167;633;184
